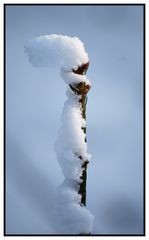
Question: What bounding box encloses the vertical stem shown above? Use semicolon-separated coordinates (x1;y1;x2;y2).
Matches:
78;94;89;206
70;63;90;207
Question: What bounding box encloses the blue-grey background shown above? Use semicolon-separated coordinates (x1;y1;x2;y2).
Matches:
6;5;144;234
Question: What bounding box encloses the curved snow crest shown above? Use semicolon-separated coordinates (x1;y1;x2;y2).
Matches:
24;34;89;70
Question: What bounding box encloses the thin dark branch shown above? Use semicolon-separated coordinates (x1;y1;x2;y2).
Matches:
70;62;90;207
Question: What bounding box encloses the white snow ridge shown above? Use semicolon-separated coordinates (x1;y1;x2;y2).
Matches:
25;34;94;234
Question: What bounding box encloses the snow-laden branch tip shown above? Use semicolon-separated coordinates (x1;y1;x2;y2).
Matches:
25;34;94;234
24;34;89;71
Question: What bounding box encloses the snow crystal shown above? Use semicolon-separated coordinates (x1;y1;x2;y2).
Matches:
25;34;89;71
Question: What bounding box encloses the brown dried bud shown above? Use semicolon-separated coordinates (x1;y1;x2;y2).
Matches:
69;82;91;95
72;62;89;75
70;62;91;95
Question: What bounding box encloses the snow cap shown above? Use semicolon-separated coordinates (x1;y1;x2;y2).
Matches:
25;34;89;70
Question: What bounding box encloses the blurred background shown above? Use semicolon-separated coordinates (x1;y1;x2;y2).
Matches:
5;5;144;234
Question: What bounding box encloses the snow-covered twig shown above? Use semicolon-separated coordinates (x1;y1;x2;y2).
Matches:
55;64;93;234
25;34;94;234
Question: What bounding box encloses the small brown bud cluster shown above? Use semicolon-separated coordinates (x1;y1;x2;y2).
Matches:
70;62;91;95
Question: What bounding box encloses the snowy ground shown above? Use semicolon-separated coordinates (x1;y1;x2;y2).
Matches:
6;5;144;234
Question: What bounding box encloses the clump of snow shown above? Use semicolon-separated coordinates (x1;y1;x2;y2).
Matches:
25;34;89;71
54;179;94;234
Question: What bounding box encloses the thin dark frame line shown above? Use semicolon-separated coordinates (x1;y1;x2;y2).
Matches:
143;3;146;236
3;3;6;237
4;233;146;237
4;3;145;6
4;3;145;237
